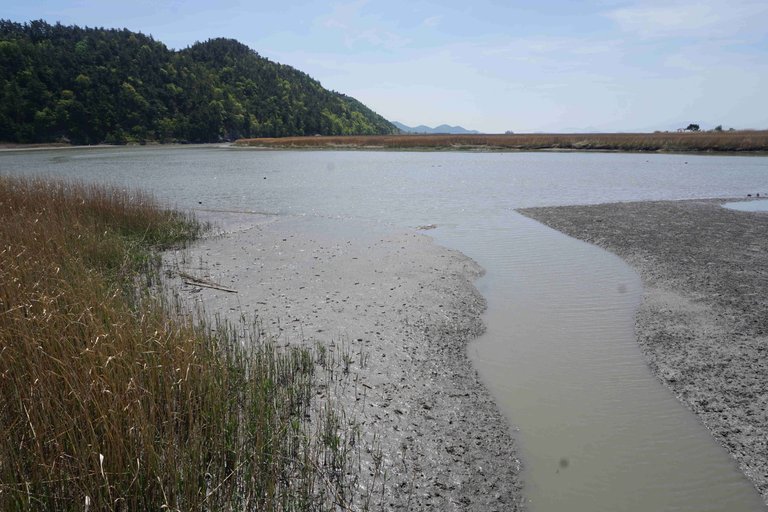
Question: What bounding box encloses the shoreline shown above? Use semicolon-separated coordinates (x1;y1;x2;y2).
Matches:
0;142;231;152
234;132;768;154
164;213;524;510
5;136;768;155
519;198;768;505
230;144;768;156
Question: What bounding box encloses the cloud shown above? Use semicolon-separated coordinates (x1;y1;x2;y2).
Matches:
319;0;410;49
605;0;768;39
474;34;618;57
422;15;441;28
352;28;410;48
471;36;623;75
321;0;368;29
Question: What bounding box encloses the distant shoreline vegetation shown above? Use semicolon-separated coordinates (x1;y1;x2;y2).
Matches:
0;20;397;145
235;131;768;153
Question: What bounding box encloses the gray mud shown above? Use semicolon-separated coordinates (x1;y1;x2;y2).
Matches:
165;213;523;511
519;199;768;505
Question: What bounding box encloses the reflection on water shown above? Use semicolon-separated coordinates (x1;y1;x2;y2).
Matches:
2;146;767;510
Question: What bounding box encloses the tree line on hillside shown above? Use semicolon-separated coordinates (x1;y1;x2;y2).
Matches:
0;20;398;144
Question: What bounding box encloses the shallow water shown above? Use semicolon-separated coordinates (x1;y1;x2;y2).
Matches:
2;146;767;510
723;199;768;212
471;215;764;511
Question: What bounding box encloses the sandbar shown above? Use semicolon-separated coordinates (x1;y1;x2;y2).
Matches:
164;213;523;510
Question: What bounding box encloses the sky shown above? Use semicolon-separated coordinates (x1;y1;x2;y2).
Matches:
4;0;768;133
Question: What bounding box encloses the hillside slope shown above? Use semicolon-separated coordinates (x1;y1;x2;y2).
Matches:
393;121;479;134
0;20;397;144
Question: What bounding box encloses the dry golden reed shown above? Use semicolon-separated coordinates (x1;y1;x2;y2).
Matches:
237;131;768;152
0;177;354;511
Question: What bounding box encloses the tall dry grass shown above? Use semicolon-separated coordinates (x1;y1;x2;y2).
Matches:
0;177;356;510
236;131;768;152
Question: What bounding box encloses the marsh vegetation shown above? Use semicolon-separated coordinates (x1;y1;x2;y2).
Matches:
0;177;366;510
237;131;768;153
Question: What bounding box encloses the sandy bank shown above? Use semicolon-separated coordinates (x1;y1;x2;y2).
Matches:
519;199;768;505
164;213;523;511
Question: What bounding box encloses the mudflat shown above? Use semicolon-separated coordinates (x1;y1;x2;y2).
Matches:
519;199;768;504
165;213;523;511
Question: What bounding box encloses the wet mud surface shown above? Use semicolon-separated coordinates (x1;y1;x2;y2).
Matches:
165;213;523;511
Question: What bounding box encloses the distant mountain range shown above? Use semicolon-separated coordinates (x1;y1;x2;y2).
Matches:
393;121;480;135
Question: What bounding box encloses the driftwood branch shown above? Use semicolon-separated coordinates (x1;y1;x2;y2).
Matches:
177;271;238;293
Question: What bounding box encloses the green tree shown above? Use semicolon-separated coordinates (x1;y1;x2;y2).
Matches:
0;20;398;144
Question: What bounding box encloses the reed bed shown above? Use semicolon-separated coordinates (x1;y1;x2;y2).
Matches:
0;177;358;510
236;131;768;153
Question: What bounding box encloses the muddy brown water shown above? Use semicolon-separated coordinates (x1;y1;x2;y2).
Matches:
469;214;765;511
2;147;767;510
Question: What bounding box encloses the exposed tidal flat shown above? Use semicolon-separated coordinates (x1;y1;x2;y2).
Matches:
520;199;768;506
165;213;523;510
3;146;768;510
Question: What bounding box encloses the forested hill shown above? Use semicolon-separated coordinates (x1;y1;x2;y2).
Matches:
0;20;398;144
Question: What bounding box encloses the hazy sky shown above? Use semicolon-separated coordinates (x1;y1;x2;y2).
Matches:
5;0;768;133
